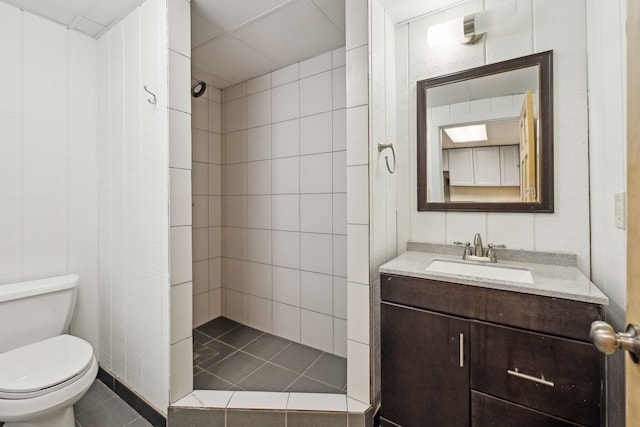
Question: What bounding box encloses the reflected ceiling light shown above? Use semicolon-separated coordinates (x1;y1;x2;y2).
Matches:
427;1;517;47
444;124;488;143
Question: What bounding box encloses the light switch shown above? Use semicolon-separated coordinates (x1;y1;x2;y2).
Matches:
615;192;626;229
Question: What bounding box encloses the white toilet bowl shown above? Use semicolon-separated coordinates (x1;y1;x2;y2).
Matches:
0;334;98;427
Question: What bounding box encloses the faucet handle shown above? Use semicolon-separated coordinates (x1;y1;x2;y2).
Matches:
486;244;506;262
454;242;472;259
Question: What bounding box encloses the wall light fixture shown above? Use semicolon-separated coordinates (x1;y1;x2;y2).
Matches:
427;1;517;47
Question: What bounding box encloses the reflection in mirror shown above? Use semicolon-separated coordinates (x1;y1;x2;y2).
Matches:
417;51;553;212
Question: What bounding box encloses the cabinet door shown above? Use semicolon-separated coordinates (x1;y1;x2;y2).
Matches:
381;302;470;427
500;145;520;186
472;146;501;186
448;148;474;185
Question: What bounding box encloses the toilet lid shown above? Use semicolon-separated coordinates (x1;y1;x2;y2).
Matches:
0;334;94;397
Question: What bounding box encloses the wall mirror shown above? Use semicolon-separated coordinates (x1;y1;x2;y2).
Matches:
417;51;553;212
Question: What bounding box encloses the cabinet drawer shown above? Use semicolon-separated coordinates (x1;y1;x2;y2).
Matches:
471;391;582;427
381;274;602;341
470;321;601;426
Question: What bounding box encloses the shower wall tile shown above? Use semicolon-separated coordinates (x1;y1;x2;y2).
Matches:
300;50;332;78
171;226;193;285
171;282;193;344
248;295;272;332
300;112;333;155
247;195;271;229
333;67;347;110
170;337;193;403
192;195;208;228
273;302;301;342
301;309;333;352
225;130;248;164
300;153;332;193
247;90;272;128
333;109;347;151
300;233;333;275
271;81;300;122
168;0;190;57
333;46;346;68
273;266;301;307
247;262;272;299
170;168;192;227
192;129;208;163
300;194;333;234
272;157;300;194
333;151;347;193
193;260;209;295
169;50;191;114
191;70;222;329
220;50;347;356
170;109;192;168
272;119;300;158
333;277;347;319
247;125;272;161
301;271;333;315
300;71;333;116
272;195;300;231
247;73;271;94
272;63;299;87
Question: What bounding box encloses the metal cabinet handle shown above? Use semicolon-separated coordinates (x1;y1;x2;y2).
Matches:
459;333;464;368
590;320;640;363
507;368;554;387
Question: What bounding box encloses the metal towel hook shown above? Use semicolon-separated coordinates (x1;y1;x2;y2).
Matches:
144;85;157;105
378;143;396;174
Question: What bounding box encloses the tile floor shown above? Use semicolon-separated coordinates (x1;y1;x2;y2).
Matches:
0;380;150;427
74;380;151;427
193;317;347;394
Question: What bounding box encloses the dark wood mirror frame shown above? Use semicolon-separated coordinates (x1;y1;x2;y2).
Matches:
417;51;554;213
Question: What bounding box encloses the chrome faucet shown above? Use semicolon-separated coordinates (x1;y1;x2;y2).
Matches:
455;233;505;263
473;233;483;257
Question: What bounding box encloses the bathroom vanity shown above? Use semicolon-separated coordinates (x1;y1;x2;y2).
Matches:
379;246;608;427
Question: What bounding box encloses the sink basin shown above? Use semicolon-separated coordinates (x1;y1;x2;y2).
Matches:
425;260;534;284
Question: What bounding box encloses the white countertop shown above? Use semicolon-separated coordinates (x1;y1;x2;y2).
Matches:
379;251;609;305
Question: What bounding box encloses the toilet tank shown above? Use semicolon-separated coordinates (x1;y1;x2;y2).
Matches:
0;274;79;354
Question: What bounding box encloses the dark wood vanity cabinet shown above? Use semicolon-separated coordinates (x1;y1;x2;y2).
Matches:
380;273;604;427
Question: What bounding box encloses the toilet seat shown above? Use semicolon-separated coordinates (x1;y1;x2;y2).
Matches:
0;335;94;400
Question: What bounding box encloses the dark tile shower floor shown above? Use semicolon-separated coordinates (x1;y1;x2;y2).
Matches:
193;317;347;394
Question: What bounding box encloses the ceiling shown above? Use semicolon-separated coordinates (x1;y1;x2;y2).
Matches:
190;0;345;88
2;0;345;89
0;0;142;37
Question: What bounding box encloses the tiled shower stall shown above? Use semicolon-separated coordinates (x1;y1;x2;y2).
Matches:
191;49;349;357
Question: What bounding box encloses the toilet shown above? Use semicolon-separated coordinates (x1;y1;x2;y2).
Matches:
0;274;98;427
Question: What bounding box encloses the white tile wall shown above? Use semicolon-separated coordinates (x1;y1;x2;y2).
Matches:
220;48;348;356
190;65;223;332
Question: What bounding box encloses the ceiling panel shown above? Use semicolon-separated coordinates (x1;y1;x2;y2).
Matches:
191;12;224;48
233;0;343;67
84;0;139;26
73;16;104;37
192;35;279;86
311;0;345;33
19;0;78;25
191;0;293;32
48;0;97;14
